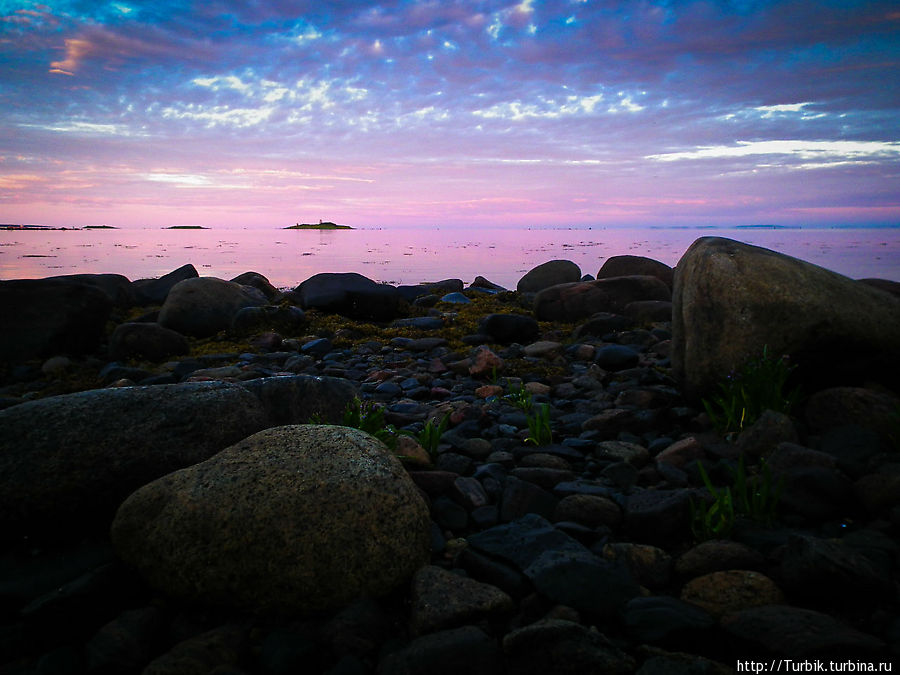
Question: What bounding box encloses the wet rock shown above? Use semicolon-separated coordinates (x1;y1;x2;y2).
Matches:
0;381;268;540
231;304;305;335
601;542;672;589
478;313;539;344
230;270;278;299
597;255;674;289
85;606;167;675
674;540;767;580
672;237;900;401
440;291;471;304
132;264;198;305
553;494;622;529
595;344;640;370
735;409;799;457
534;275;672;322
517;260;581;293
158;277;266;337
408;565;513;636
854;468;900;515
240;374;357;425
680;570;784;618
624;489;693;546
142;624;246;675
502;619;635;675
806;387;899;445
624;300;673;323
296;272;404;321
0;277;113;362
48;272;135;307
111;425;431;614
377;625;501;675
108;322;189;362
469;345;503;377
623;596;716;648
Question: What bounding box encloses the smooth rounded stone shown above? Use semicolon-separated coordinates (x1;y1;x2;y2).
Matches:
111;425;431;614
602;461;639;489
408;565;514;636
635;648;733;675
478;313;539;344
85;606;167;675
680;570;784;619
300;336;333;357
503;619;635;675
0;277;113;362
516;259;581;294
470;275;508;292
594;344;640;371
765;442;836;475
41;354;72;376
778;466;857;522
523;340;564;358
674;540;767;580
672;237;900;401
467;513;590;573
407;337;448;351
500;475;558;521
231;304;305;335
534;275;672;322
520;452;571;470
45;272;136;307
624;300;673;323
779;534;891;606
295;272;404;321
806;386;899;443
468;345;503;376
158;277;266;338
854;469;900;515
375;380;403;397
511;467;576;492
132;263;198;305
451;476;490;510
601;542;672;589
433;495;469;531
108;322;189;362
594;440;650;466
624;489;693;546
720;605;886;658
0;381;268;539
392;316;445;331
734;409;799;456
572;312;632;339
142;624;247;675
598;255;674;289
376;625;501;675
581;408;635;435
623;596;716;646
654;436;704;469
440;291;471;304
553;494;621;529
408;470;460;498
239;374;357;425
230;270;278;299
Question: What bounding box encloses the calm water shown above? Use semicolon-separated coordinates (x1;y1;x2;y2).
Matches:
1;225;898;289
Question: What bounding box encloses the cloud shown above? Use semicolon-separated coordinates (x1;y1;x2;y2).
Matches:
646;140;900;167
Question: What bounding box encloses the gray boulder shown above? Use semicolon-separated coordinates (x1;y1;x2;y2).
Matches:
239;375;357;425
0;277;112;362
478;313;540;344
108;322;189;362
111;425;431;614
132;264;198;305
47;273;135;307
0;381;269;539
296;272;404;321
672;237;900;401
597;255;674;289
533;275;671;322
517;260;581;294
158;277;267;337
230;271;278;300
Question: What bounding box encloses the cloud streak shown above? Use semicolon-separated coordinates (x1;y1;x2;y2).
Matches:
0;0;897;227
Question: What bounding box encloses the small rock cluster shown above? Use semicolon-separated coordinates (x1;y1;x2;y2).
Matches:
1;238;899;674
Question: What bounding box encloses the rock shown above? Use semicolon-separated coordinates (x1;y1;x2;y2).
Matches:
108;322;189;362
230;270;278;299
295;272;404;321
601;542;672;589
805;387;900;444
672;237;900;401
408;565;513;636
376;625;501;675
680;570;784;618
553;494;622;529
594;344;640;370
231;304;305;335
597;255;674;289
111;425;431;614
534;275;672;322
142;624;247;675
158;277;267;337
47;273;135;307
466;513;588;571
86;606;167;675
470;276;507;292
0;277;113;362
623;596;716;647
500;475;558;522
468;345;503;377
777;466;857;522
572;312;632;339
240;374;357;425
674;540;767;579
721;605;885;658
594;440;650;466
0;381;269;540
624;300;673;323
517;260;581;293
634;648;732;675
654;436;704;469
478;313;540;344
440;291;470;304
624;489;693;547
502;619;636;675
41;354;72;376
854;469;900;515
735;409;799;457
132;263;198;305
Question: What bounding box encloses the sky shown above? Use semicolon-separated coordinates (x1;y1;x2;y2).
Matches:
1;0;898;229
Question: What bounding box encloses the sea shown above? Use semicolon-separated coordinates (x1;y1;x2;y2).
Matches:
1;224;898;290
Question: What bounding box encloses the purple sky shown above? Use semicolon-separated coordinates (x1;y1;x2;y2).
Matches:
1;0;898;229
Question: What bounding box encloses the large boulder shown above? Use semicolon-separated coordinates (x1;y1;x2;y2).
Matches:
111;425;431;614
158;277;267;337
0;381;269;540
672;237;900;401
0;277;113;363
597;255;674;290
517;260;581;294
230;271;278;300
108;322;189;361
47;273;135;307
239;375;357;425
533;276;671;322
295;272;404;321
132;264;198;305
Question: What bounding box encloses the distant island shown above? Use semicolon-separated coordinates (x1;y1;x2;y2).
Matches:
285;221;353;230
84;225;118;229
0;224;78;231
166;225;209;230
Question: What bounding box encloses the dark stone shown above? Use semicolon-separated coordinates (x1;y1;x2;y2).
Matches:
467;513;589;572
595;344;640;371
623;300;672;323
807;387;899;448
377;625;501;675
500;475;558;522
597;255;674;289
158;277;267;338
777;466;858;522
571;312;632;339
302;337;333;357
478;314;540;345
47;273;135;307
231;305;305;335
239;375;357;425
440;292;470;304
86;606;167;675
517;260;581;294
392;317;445;330
108;322;189;362
624;489;693;546
296;272;404;321
534;275;672;322
432;495;469;532
132;263;198;305
623;596;716;647
230;271;278;299
0;278;113;362
456;547;531;599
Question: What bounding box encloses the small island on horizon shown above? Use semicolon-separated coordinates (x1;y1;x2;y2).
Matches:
166;225;209;230
285;221;353;230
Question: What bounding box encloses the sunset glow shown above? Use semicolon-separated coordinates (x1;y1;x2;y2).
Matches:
1;1;898;229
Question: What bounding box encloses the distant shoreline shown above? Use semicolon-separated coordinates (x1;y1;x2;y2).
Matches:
284;222;353;230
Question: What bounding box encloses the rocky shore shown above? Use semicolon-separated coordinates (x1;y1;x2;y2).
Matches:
1;236;899;674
